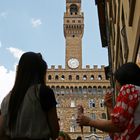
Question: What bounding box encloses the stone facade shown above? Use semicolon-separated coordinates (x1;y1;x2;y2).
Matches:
46;66;110;139
96;0;140;73
46;0;110;139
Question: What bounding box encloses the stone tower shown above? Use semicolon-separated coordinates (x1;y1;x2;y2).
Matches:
46;0;110;139
64;0;84;69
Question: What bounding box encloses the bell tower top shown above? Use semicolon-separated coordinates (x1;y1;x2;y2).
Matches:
65;0;83;17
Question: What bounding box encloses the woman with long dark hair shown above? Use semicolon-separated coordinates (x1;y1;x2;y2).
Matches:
77;62;140;140
0;52;59;140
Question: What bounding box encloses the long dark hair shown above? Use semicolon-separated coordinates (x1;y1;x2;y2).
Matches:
8;52;47;129
114;62;140;86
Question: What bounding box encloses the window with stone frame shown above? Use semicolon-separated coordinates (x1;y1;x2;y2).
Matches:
100;99;104;108
89;99;95;108
70;100;76;107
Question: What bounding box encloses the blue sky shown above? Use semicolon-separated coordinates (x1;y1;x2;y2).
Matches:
0;0;108;103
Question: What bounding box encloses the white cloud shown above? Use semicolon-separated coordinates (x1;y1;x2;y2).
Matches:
6;47;24;59
0;47;24;104
31;18;42;28
0;65;16;104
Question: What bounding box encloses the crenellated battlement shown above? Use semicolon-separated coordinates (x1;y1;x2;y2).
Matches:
48;65;106;70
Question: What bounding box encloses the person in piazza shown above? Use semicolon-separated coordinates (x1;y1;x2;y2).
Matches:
0;52;60;140
77;62;140;140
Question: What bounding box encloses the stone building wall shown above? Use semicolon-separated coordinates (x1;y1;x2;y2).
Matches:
46;66;110;139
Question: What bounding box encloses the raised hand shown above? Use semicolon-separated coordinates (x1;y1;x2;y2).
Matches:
104;89;114;108
77;114;91;126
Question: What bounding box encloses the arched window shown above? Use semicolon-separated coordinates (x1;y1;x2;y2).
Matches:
90;75;94;80
66;86;70;94
72;20;75;23
74;87;78;94
100;99;104;107
70;4;78;15
89;99;95;107
102;113;106;119
78;20;81;23
93;86;97;94
61;75;65;80
88;86;92;94
48;75;51;80
56;86;60;94
83;86;87;94
103;86;107;94
70;100;75;107
79;86;82;94
98;86;103;94
70;86;73;93
69;75;72;80
55;75;59;80
98;75;102;80
76;75;79;80
83;75;87;80
61;86;65;94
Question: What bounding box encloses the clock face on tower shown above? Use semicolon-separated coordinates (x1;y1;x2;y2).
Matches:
68;58;79;69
